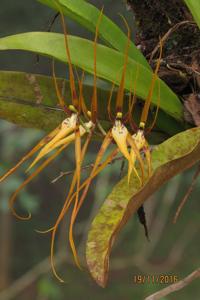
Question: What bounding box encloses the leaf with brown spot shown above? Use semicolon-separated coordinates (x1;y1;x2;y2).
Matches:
0;70;114;132
0;70;183;139
86;127;200;287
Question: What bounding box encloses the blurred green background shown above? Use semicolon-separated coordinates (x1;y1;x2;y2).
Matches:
0;1;199;300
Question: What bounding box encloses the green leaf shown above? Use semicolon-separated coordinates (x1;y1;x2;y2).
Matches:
0;70;110;131
0;32;183;122
184;0;200;29
86;126;200;287
0;71;183;139
38;0;150;68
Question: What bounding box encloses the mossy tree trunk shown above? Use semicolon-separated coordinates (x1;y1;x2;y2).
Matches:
126;0;200;124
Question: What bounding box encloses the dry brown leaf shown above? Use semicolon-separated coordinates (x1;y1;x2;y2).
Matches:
184;93;200;126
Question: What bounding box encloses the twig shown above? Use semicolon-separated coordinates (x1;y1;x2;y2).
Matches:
47;12;60;33
144;268;200;300
149;21;196;62
0;217;90;300
112;221;199;273
51;145;152;184
0;250;67;300
51;155;124;183
173;163;200;223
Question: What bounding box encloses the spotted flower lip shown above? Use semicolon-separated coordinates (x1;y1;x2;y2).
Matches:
132;129;145;149
111;120;141;184
111;121;149;185
111;120;130;162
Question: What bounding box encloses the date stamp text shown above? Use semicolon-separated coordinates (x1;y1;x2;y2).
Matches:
133;275;178;284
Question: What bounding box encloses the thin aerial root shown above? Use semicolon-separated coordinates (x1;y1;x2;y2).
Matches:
173;164;200;224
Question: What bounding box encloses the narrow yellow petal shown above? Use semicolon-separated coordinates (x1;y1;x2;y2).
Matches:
70;131;113;224
127;148;136;184
0;127;59;183
10;138;72;220
49;129;94;281
144;141;152;177
69;129;82;269
27;115;78;171
51;121;93;150
127;132;145;185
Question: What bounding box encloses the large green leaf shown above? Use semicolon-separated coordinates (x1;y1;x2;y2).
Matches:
184;0;200;29
38;0;150;68
0;71;183;140
0;32;183;122
86;126;200;287
0;71;111;131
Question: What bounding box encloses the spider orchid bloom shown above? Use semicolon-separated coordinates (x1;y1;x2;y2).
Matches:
111;118;130;162
126;38;164;182
111;117;140;184
27;113;77;170
111;118;144;185
27;113;93;171
36;5;106;282
105;15;144;184
127;129;150;185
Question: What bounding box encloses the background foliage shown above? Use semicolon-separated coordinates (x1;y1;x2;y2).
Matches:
0;1;199;299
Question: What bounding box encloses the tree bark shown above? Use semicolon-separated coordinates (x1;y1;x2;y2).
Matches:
126;0;200;125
